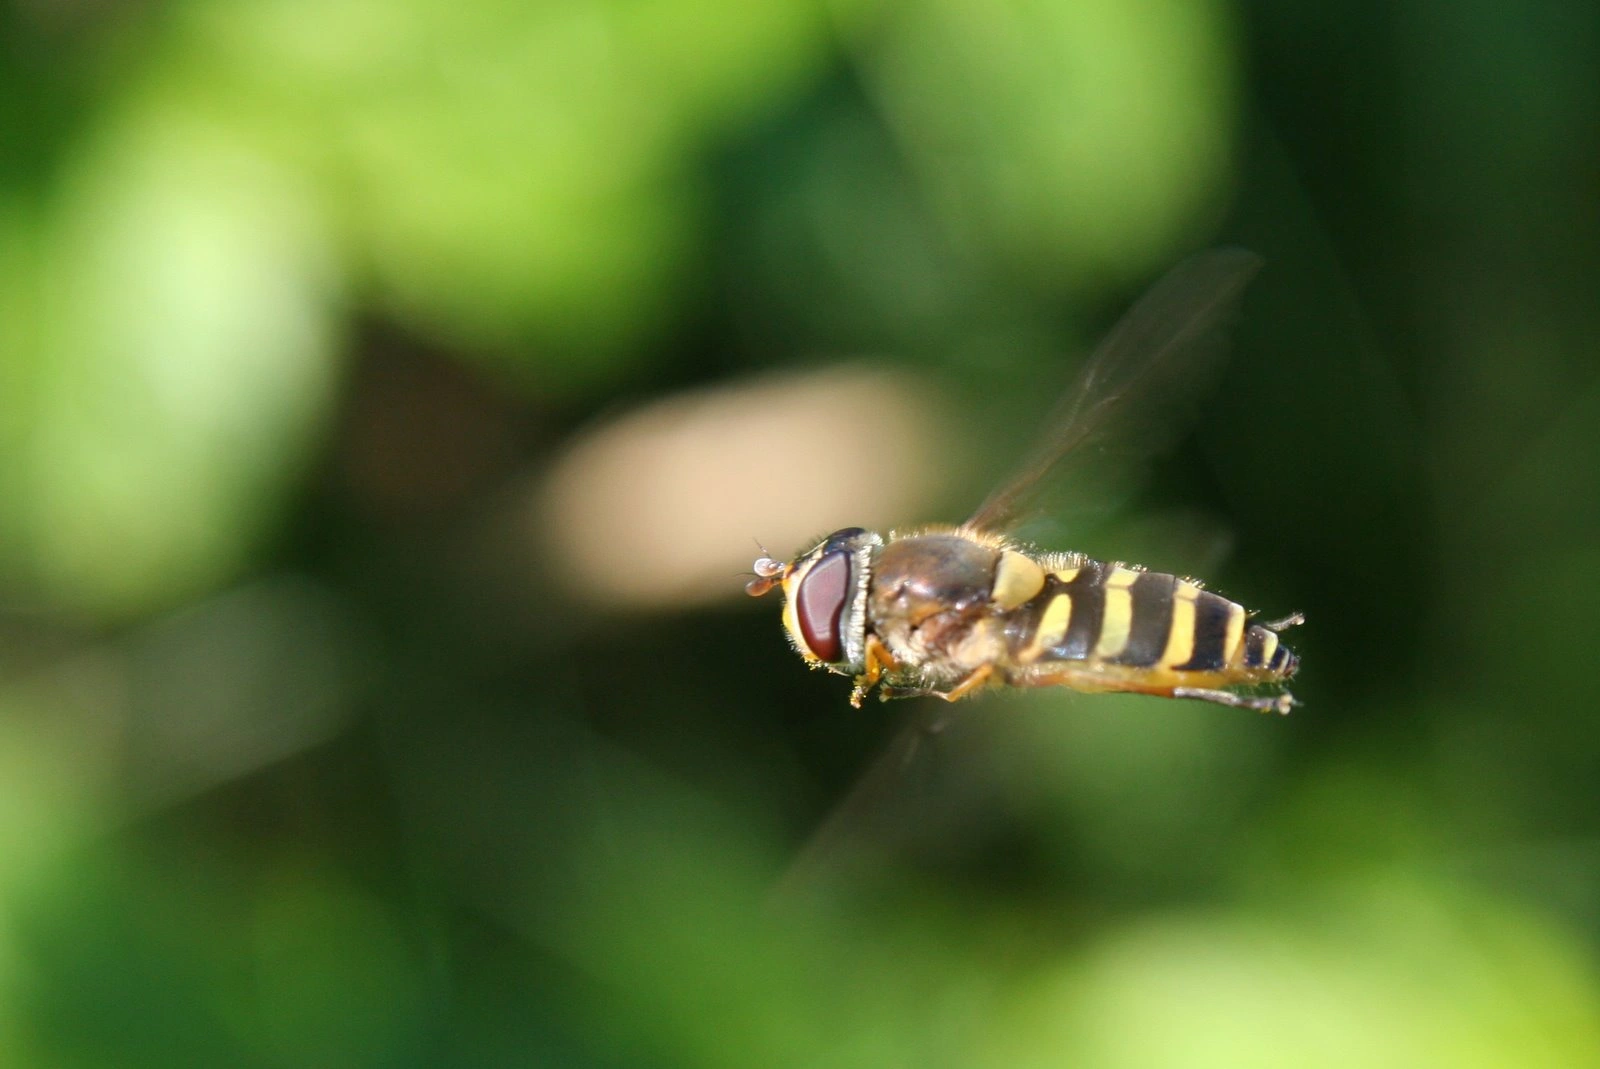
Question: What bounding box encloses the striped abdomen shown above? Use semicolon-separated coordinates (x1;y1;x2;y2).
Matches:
1005;559;1297;680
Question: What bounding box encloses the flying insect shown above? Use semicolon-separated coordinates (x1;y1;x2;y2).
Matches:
745;249;1301;714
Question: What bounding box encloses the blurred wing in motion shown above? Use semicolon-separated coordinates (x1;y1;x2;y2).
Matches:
965;248;1264;535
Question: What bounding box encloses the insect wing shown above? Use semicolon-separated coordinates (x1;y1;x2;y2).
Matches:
964;248;1264;535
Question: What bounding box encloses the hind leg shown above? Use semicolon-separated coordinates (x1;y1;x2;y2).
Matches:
1019;663;1295;715
1172;686;1296;715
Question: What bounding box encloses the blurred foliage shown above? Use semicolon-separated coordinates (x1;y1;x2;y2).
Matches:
4;0;1600;1065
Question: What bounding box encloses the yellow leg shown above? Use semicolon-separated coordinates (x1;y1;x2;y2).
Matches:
877;663;997;703
1020;663;1296;715
850;634;900;708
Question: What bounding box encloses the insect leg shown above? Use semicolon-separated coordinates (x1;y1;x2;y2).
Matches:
1172;686;1296;715
1260;612;1305;630
938;664;997;702
1018;663;1296;715
850;634;901;709
876;664;998;704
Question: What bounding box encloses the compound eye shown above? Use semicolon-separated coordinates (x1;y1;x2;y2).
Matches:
795;550;852;663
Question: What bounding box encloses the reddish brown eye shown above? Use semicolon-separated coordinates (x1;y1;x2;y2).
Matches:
795;550;852;662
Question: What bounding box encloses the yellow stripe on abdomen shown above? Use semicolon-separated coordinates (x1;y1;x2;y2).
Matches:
1158;581;1202;669
1222;601;1246;667
1092;567;1142;659
1023;592;1074;661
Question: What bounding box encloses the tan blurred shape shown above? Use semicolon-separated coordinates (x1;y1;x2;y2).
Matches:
539;366;946;609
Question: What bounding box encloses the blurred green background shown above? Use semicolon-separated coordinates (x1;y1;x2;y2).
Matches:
4;0;1600;1065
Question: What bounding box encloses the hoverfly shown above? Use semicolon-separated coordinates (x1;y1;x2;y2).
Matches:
746;249;1301;714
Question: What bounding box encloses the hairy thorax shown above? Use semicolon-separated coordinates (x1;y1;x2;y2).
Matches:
866;534;1008;682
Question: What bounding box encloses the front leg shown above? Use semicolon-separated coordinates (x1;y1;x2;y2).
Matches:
850;633;900;708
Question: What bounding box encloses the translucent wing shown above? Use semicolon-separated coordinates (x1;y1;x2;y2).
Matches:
965;248;1264;534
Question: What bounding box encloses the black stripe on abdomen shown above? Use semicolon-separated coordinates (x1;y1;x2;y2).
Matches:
1245;625;1269;668
1175;591;1233;671
1052;561;1105;660
1112;572;1176;667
